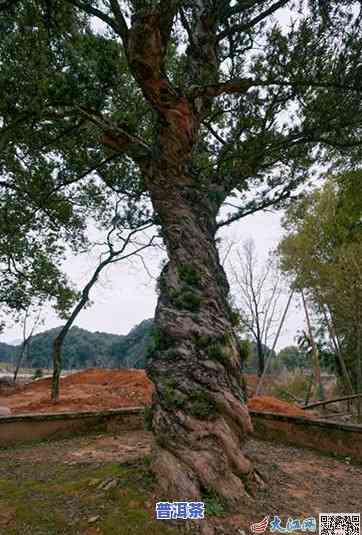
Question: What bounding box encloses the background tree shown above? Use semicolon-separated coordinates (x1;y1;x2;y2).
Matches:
13;304;43;383
278;173;362;396
1;1;362;521
230;239;284;376
277;345;309;371
51;205;157;402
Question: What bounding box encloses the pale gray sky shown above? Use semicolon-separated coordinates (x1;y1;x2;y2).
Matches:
1;208;305;350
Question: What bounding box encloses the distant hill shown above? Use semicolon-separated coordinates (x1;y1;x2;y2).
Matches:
0;321;154;370
111;319;154;369
0;319;275;373
0;341;17;364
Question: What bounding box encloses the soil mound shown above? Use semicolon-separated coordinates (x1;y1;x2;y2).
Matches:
1;368;153;415
1;368;311;419
248;395;310;418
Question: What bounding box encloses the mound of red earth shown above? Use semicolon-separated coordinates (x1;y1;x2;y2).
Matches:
0;368;153;415
0;368;310;419
248;395;311;418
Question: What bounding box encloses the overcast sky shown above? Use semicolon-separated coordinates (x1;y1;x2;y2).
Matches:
1;207;305;350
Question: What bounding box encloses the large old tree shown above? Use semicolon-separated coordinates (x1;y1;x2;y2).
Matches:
1;0;362;520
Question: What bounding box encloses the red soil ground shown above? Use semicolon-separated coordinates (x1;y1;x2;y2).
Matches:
0;368;312;418
0;368;153;414
248;395;310;417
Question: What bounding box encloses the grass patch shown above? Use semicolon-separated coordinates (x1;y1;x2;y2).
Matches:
0;450;177;534
271;371;311;401
202;488;227;517
189;389;217;419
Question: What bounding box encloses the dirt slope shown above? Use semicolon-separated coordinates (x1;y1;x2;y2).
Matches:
0;368;153;414
0;368;313;419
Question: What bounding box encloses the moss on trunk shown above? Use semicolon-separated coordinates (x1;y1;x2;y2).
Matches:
146;184;256;517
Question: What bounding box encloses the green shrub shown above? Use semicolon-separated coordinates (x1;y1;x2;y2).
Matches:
202;488;227;517
143;405;153;431
173;289;202;312
189;389;217;419
271;370;311;401
151;327;173;351
229;308;241;327
207;342;228;365
193;333;211;349
178;265;202;288
163;380;185;409
239;339;251;363
32;368;43;380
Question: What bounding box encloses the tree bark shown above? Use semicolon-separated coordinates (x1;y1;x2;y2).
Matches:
13;337;29;384
256;338;264;377
301;290;324;401
321;305;354;394
51;335;64;402
105;6;258;519
256;289;294;395
146;181;256;514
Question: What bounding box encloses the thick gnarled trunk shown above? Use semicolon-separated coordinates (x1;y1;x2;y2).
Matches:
146;182;256;518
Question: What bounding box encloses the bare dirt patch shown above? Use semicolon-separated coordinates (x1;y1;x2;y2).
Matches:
248;395;315;418
0;368;154;414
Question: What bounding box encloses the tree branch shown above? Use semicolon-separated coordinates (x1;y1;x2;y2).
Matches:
158;0;182;50
217;189;292;228
218;0;291;41
189;77;362;100
65;0;121;36
108;0;129;46
222;0;269;19
77;106;152;164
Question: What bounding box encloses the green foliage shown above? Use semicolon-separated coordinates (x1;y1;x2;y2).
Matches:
242;341;276;374
178;265;202;288
229;307;242;327
278;345;309;371
271;371;311;402
0;341;17;364
239;339;251;364
143;405;153;431
207;342;228;366
162;381;185;409
32;368;43;380
193;333;211;350
0;1;359;330
202;488;227;517
189;389;217;419
171;288;202;313
0;3;151;327
0;320;155;371
112;319;155;368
